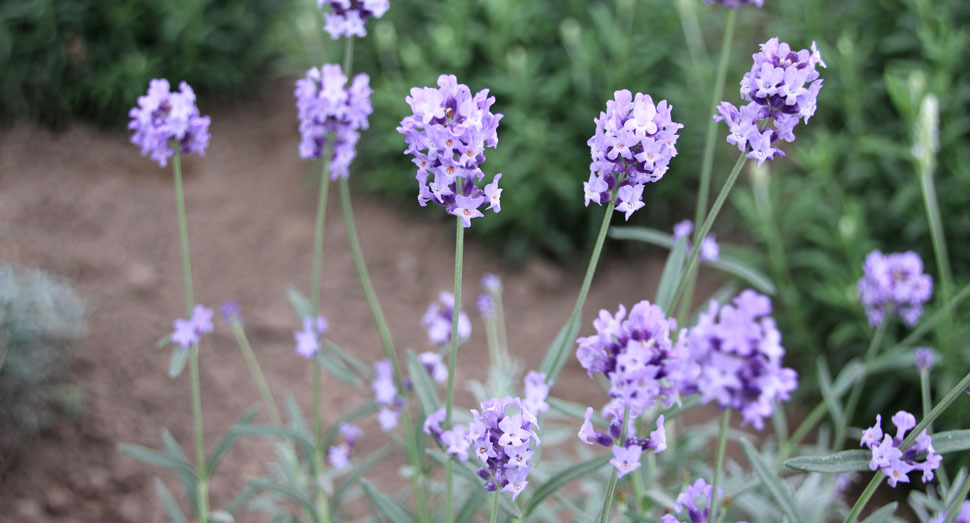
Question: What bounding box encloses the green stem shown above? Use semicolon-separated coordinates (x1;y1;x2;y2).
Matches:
920;170;953;306
782;402;827;459
231;324;281;425
670;153;747;313
311;158;331;317
338;177;428;521
944;472;970;523
709;410;730;523
597;409;631;523
629;417;646;515
309;154;332;523
546;176;624;384
835;319;888;448
343;37;355;76
846;365;970;523
920;369;932;424
445;217;466;523
490;489;501;523
172;151;207;521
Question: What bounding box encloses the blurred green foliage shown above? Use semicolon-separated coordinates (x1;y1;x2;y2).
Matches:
0;0;294;126
0;264;86;468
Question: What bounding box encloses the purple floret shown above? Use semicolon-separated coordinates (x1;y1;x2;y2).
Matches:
129;79;211;167
398;74;503;228
466;397;540;500
914;347;935;373
575;300;695;415
715;38;825;164
661;478;748;523
585;90;683;219
857;250;934;326
860;410;941;488
295;64;373;178
293;315;329;359
422;292;471;347
171;305;214;349
682;290;797;430
318;0;389;39
672;219;719;262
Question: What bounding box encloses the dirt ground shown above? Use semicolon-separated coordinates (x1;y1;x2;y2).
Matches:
0;87;716;521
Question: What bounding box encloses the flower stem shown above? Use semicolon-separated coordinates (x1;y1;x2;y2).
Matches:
920;369;932;424
709;410;730;523
311;157;331;318
490;489;501;523
445;216;466;523
919;168;955;378
338;177;428;521
231;324;281;425
545;177;623;384
835;319;888;448
845;365;970;523
172;151;208;522
309;154;332;523
670;153;747;313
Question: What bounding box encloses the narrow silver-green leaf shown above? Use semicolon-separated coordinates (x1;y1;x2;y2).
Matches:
225;483;259;515
322;401;380;449
538;316;576;381
784;449;871;473
315;349;359;386
154;477;188;523
861;501;897;523
285;285;313;319
817;357;844;425
406;349;443;416
324;340;374;379
157;334;172;349
208;404;261;477
119;443;195;480
248;478;315;513
168;346;190;378
161;429;197;512
740;438;804;523
655;236;688;314
929;429;970;454
334;447;393;504
361;481;413;523
231;424;314;450
456;487;487;523
524;453;612;518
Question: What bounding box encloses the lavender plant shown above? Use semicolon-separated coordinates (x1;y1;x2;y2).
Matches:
117;0;970;521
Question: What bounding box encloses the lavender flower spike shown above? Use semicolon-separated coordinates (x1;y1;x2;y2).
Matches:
715;38;825;165
672;219;719;262
293;315;329;359
295;64;373;178
422;292;471;347
858;250;933;326
914;347;935;373
682;290;797;430
171;305;214;349
318;0;389;39
586;90;683;219
466;397;540;500
660;478;749;523
860;410;941;487
129;79;211;167
398;74;503;228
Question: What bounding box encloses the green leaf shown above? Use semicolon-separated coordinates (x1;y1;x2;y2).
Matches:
157;334;172;349
655;236;687;314
816;357;844;426
225;483;259;515
315;349;360;386
361;481;413;523
784;449;871;473
324;340;374;379
740;438;804;523
860;501;897;523
161;429;197;512
539;312;584;384
248;478;315;514
119;443;196;480
153;477;188;523
334;447;393;505
929;429;970;454
286;285;313;319
322;402;380;449
168;347;189;378
208;404;261;477
456;487;486;523
406;349;443;415
524;453;612;518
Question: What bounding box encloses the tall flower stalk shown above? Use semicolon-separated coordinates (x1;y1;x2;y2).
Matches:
444;219;465;522
310;154;332;523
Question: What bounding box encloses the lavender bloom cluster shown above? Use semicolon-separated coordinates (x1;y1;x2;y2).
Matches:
576;300;695;416
523;371;551;415
466;397;541;500
171;305;214;349
328;423;363;470
915;347;935;373
703;0;763;7
682;290;797;430
318;0;389;39
220;300;243;326
398;75;504;228
295;64;373;178
860;411;941;487
294;315;329;359
673;219;720;262
422;292;471;347
129;79;211;167
858;250;934;326
579;407;666;477
661;478;749;523
714;38;825;166
372;359;402;431
584;90;683;219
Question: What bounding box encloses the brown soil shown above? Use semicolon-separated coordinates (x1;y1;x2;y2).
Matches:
0;87;715;522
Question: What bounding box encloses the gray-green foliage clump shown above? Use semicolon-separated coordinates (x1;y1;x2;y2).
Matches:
0;264;86;466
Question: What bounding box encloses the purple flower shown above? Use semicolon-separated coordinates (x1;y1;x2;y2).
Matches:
914;347;935;373
423;407;446;438
419;351;448;383
671;219;719;262
673;219;693;240
702;0;763;7
171;305;214;349
295;64;372;178
860;410;941;488
377;407;399;431
294;315;329;359
466;397;540;499
441;424;470;461
339;423;363;449
523;371;550;415
482;273;502;293
477;294;495;317
398;75;503;228
422;292;471;347
858;250;934;326
585;90;683;218
128;79;211;167
682;290;798;430
318;0;389;39
371;358;399;406
575;300;695;416
715;38;825;162
610;444;642;478
219;301;243;325
662;478;724;523
327;445;350;470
